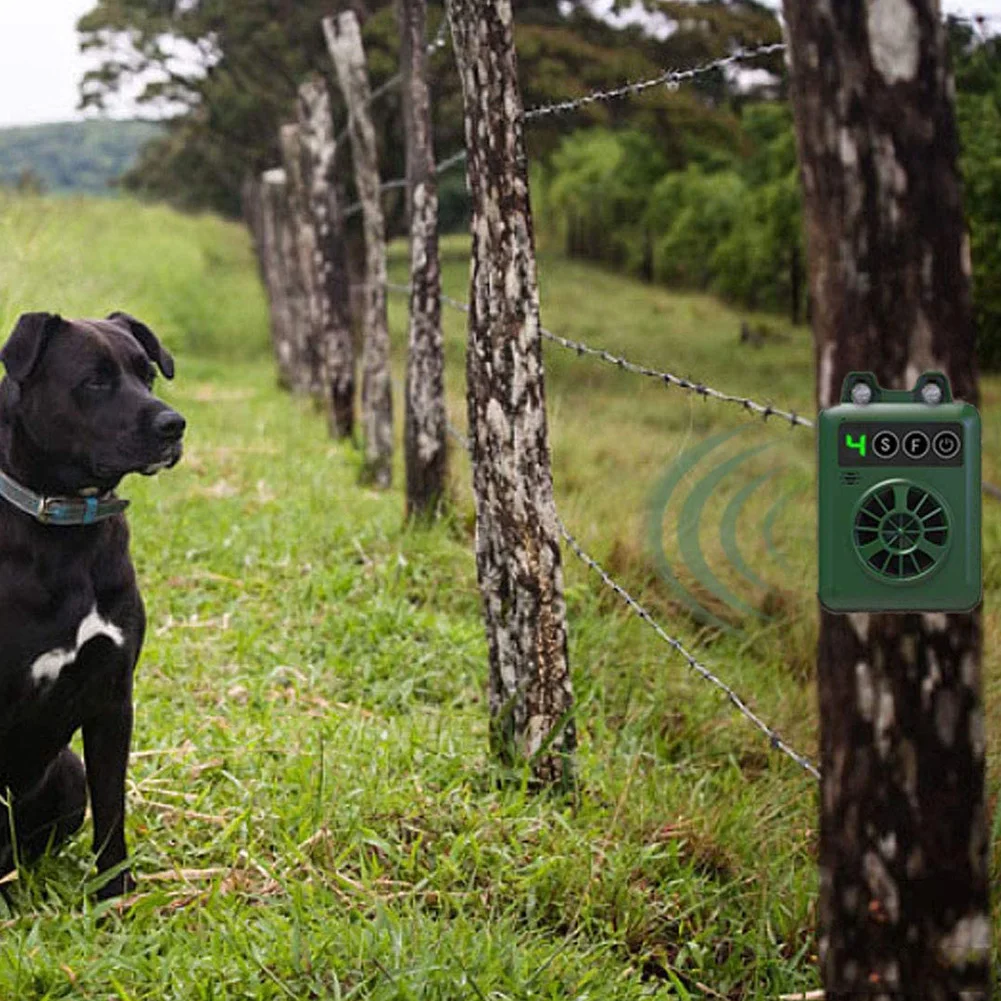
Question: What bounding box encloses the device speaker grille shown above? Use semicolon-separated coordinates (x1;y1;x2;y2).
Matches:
852;480;950;581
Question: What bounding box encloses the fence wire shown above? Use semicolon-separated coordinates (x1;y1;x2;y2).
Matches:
387;282;813;429
344;149;468;219
440;411;819;780
557;518;821;781
523;41;788;121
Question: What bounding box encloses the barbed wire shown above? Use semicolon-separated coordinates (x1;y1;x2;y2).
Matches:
523;41;787;121
557;518;821;780
387;282;812;429
540;326;814;428
344;149;468;219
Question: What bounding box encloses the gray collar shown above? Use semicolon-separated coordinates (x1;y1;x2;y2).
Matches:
0;467;129;525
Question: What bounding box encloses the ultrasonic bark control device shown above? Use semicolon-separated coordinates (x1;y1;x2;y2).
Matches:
818;371;981;613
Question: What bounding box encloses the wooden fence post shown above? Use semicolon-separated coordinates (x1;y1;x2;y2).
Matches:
259;168;296;390
324;11;394;488
400;0;447;519
783;2;990;997
447;0;576;789
298;76;356;439
278;124;325;395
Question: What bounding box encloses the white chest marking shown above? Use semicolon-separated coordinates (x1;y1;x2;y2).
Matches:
30;606;125;685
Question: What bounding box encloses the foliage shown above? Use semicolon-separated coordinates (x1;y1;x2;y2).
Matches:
78;0;779;219
950;18;1001;370
548;129;667;274
0;120;160;196
646;167;746;288
540;101;804;321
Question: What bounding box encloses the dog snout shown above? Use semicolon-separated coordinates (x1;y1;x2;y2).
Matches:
152;409;186;443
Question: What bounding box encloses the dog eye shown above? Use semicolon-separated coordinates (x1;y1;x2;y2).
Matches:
83;376;113;393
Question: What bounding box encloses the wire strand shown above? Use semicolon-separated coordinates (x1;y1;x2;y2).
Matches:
387;282;812;430
523;42;787;121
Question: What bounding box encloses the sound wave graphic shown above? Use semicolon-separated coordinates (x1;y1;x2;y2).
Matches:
647;426;801;630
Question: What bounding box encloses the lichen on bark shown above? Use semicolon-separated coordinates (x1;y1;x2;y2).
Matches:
400;0;447;519
324;11;394;488
297;77;355;439
447;0;576;788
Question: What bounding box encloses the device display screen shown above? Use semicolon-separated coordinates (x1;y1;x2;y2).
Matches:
837;422;964;467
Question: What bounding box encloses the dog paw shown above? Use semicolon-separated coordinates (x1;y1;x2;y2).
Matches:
95;868;136;902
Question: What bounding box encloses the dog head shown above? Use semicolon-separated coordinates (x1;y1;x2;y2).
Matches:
0;312;185;493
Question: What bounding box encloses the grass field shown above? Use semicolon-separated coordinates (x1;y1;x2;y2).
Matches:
0;193;997;998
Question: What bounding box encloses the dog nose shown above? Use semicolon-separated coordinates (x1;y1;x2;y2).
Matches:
153;410;186;442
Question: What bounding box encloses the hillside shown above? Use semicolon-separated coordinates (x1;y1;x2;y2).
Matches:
0;120;160;195
0;194;997;998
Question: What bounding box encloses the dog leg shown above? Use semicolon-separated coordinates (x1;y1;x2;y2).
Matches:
82;700;135;899
0;748;87;878
17;747;87;864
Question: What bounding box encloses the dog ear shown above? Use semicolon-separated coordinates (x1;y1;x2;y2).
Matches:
0;312;62;384
107;312;175;380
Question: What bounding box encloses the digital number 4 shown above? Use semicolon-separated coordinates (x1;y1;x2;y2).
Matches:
846;433;866;457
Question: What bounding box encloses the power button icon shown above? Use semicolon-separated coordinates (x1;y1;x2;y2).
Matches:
933;430;962;460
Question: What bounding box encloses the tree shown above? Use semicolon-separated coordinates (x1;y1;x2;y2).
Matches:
783;2;990;997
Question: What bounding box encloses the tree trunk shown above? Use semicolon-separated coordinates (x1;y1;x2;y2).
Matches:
278;124;324;396
783;3;990;997
447;0;576;789
298;77;356;439
259;168;296;391
400;0;447;519
324;11;394;488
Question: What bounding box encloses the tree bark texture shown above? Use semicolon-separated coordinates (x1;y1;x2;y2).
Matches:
447;0;576;789
783;3;990;997
400;0;447;519
324;11;394;487
278;124;325;396
297;77;356;439
258;168;297;391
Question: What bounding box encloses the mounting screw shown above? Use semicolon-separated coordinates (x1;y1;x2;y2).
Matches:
851;383;873;405
921;382;943;405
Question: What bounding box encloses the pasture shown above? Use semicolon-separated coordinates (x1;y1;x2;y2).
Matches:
0;193;997;998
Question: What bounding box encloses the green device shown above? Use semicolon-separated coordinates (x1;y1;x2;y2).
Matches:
817;371;981;613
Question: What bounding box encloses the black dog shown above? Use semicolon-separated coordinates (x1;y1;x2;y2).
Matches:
0;312;184;900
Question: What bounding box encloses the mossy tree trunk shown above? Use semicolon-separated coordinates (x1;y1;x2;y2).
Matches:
783;2;990;996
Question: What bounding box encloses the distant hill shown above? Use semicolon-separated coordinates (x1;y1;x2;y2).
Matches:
0;120;162;195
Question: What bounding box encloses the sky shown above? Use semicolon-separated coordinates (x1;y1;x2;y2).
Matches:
0;0;1000;128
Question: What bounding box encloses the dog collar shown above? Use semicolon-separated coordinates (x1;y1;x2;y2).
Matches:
0;467;129;526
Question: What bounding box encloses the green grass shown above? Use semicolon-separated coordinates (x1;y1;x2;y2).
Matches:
0;198;996;998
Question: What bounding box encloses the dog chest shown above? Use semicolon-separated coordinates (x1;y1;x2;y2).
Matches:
30;605;125;685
